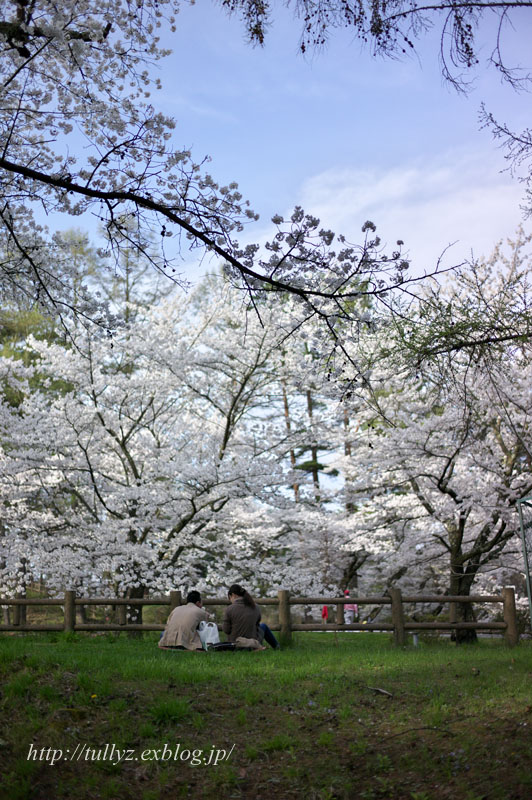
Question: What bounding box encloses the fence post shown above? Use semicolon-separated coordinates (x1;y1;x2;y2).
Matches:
18;592;27;625
336;598;344;625
117;603;127;626
389;588;406;646
170;590;181;610
278;589;292;643
64;590;76;633
449;601;457;624
12;598;20;627
449;600;457;641
502;586;519;647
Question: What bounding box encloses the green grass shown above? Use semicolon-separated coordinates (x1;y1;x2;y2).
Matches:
1;632;532;799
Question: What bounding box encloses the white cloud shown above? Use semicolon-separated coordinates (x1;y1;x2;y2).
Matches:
180;146;530;288
298;148;528;273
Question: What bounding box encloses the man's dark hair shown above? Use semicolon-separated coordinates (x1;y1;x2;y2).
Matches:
186;590;201;604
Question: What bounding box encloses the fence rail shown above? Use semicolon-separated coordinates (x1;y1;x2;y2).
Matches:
0;587;519;646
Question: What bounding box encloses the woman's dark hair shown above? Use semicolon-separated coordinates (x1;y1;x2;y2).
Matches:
228;583;255;608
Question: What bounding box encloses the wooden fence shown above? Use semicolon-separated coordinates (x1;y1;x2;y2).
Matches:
0;587;519;646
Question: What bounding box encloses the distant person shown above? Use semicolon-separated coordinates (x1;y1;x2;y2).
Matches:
159;590;209;651
223;583;280;649
344;590;358;625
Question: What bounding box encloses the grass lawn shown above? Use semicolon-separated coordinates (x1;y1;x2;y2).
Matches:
1;632;531;800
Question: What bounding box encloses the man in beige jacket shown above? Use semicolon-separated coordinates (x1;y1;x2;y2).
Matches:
158;590;209;651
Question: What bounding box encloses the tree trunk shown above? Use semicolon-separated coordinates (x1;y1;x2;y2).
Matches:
16;557;28;625
341;551;367;592
450;558;478;644
454;599;477;644
306;390;321;502
126;584;145;637
15;590;27;625
281;380;300;502
343;406;358;514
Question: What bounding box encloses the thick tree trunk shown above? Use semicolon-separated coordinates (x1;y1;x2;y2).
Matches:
450;558;478;644
341;551;367;592
454;599;477;644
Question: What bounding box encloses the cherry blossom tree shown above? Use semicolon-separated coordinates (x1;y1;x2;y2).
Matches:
337;245;532;640
4;237;530;616
0;280;297;609
0;271;391;602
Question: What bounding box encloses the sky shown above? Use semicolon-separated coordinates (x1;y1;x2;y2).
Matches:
151;2;532;281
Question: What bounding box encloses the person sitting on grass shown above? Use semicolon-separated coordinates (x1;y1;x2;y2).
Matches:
159;590;208;651
223;583;280;650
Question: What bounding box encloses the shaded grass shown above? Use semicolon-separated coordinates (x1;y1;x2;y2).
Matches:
1;632;532;799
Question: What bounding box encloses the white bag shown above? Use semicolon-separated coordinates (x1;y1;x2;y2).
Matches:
198;621;220;649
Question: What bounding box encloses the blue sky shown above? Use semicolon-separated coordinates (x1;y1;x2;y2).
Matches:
155;2;532;278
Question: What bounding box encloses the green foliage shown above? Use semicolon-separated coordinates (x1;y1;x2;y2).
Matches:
0;307;59;407
0;308;54;351
389;232;532;364
294;459;339;477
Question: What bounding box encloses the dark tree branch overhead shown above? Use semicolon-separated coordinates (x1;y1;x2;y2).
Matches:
224;0;532;88
0;155;448;302
0;0;530;362
0;0;438;349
